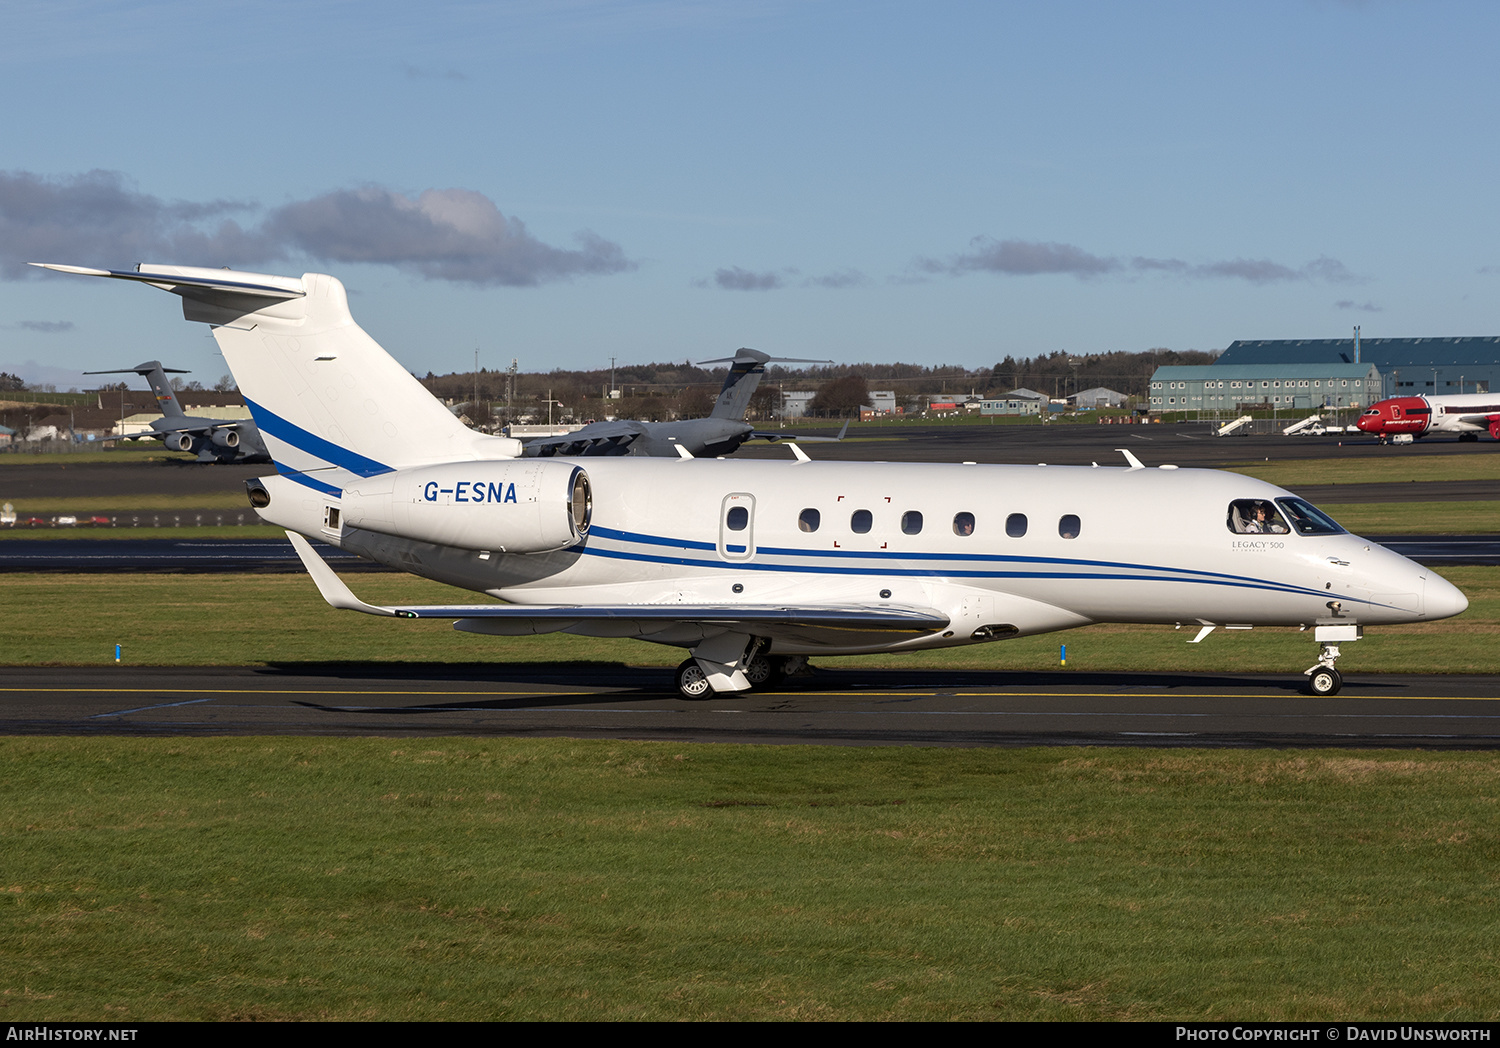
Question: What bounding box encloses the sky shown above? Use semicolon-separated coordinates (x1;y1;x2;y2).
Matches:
3;0;1499;390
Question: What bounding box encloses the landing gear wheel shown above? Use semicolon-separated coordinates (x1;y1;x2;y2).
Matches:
774;656;809;680
1307;666;1342;696
743;653;776;689
675;659;713;700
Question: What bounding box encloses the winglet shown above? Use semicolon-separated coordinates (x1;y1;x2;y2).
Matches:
285;531;397;616
1116;448;1146;470
787;442;811;462
674;443;695;459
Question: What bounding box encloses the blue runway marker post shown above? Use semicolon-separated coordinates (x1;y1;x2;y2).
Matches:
1060;643;1066;667
114;643;121;663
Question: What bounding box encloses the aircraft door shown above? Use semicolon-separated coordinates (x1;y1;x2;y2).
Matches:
719;493;756;561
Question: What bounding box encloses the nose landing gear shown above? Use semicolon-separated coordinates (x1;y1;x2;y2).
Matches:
1303;625;1362;696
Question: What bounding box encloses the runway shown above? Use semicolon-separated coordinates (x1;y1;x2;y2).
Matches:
6;665;1500;748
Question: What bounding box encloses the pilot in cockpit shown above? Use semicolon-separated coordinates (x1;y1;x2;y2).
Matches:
1232;500;1288;535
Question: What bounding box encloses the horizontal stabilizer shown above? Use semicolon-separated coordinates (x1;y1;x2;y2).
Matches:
30;263;305;300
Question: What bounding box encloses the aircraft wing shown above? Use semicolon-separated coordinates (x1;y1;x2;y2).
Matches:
286;532;949;640
747;420;850;444
523;419;649;456
1449;412;1500;428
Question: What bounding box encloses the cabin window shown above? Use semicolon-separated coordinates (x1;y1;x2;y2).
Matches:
1227;499;1289;535
798;508;820;533
901;511;923;535
1275;497;1345;536
953;512;976;537
851;509;873;534
1059;514;1080;539
726;506;749;531
1005;513;1027;538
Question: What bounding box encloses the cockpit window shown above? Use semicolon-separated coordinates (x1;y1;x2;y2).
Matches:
798;508;820;533
1227;500;1289;535
1275;497;1345;536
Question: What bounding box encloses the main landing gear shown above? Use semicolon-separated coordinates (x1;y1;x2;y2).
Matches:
674;652;809;699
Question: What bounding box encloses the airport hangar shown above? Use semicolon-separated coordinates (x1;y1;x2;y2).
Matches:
1147;336;1500;413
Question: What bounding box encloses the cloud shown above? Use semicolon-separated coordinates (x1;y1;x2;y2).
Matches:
699;266;867;291
711;266;784;291
266;187;633;286
922;236;1362;285
925;237;1120;277
0;169;267;278
17;320;74;332
802;269;867;289
1335;299;1382;312
2;170;633;288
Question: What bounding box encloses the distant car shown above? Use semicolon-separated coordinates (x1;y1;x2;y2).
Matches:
22;516;48;527
86;515;112;526
53;515;78;526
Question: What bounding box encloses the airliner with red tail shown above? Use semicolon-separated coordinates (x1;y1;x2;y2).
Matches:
1356;393;1500;443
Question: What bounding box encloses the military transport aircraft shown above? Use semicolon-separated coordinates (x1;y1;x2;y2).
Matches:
36;261;1468;698
520;347;845;459
84;360;270;462
1356;392;1500;444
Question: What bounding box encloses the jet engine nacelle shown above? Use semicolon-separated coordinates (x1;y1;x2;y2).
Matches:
211;428;240;449
167;432;196;453
340;461;592;554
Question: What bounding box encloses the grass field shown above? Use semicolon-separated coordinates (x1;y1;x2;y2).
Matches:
1227;455;1500;487
2;739;1497;1021
2;566;1492;674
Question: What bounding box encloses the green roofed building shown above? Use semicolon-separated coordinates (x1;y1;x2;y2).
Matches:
1217;337;1500;398
1148;363;1381;414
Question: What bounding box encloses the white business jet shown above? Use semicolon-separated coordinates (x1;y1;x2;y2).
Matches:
35;262;1468;697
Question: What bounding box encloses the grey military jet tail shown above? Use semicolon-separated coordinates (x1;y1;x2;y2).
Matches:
523;347;841;459
85;360;271;463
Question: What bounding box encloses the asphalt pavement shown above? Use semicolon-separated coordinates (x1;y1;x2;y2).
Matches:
6;664;1499;748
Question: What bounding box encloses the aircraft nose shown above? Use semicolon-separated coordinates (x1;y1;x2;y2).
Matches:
1424;573;1469;620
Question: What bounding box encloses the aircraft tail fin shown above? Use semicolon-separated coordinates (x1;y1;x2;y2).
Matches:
34;263;519;481
83;360;190;418
697;348;832;421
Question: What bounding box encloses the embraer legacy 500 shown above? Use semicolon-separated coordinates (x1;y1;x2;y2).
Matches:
36;262;1467;697
1357;392;1500;444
